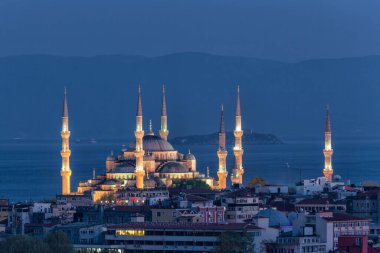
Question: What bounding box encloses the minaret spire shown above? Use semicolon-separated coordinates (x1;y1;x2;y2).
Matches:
159;83;169;140
148;119;154;136
161;84;167;117
231;85;244;187
325;105;331;132
217;104;228;190
137;83;142;117
63;87;68;118
323;106;333;182
219;104;225;134
236;85;241;116
134;84;145;189
60;87;72;194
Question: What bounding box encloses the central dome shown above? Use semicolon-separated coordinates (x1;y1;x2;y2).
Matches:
127;135;175;152
157;162;190;173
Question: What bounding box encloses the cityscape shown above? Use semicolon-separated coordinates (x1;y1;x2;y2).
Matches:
1;1;380;253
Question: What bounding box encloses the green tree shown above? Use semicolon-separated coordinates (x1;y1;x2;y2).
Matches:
173;179;211;189
246;177;267;188
44;231;74;253
0;235;50;253
0;232;74;253
213;232;254;253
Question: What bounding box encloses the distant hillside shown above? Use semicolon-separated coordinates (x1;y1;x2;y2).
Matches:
170;131;283;145
0;53;380;140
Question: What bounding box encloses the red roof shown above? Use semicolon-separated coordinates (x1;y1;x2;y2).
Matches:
343;186;359;192
320;213;369;222
107;222;261;231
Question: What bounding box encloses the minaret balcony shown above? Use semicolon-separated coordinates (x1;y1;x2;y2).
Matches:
233;149;244;156
217;151;228;159
134;131;145;138
61;150;71;157
61;131;71;138
234;130;243;138
159;130;169;137
323;149;333;156
218;170;228;176
60;170;72;176
134;150;145;158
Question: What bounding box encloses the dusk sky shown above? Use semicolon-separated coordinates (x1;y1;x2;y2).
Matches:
0;0;380;61
0;1;380;140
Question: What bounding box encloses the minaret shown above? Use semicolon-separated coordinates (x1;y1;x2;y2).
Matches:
217;105;228;190
159;84;169;141
323;106;334;182
60;87;72;195
231;86;244;187
134;84;145;189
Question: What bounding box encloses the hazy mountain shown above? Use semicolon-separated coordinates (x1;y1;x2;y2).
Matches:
170;132;283;145
0;52;379;140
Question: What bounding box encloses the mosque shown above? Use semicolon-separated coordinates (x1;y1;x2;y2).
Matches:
59;83;334;202
59;85;246;202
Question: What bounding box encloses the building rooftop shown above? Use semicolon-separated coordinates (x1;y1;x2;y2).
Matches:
270;201;295;212
223;188;255;198
169;186;219;196
296;198;331;205
185;194;211;203
104;205;152;213
25;223;57;228
107;222;261;231
320;212;369;222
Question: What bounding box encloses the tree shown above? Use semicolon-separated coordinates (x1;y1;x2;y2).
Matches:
0;232;74;253
44;231;74;253
246;177;267;188
0;235;50;253
173;179;211;189
213;232;254;253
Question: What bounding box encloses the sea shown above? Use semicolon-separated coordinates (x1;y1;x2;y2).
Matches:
1;138;380;202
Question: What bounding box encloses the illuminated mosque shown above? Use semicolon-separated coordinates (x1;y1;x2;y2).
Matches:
59;83;335;202
59;85;246;201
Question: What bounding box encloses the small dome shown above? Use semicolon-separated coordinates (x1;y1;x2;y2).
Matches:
185;149;196;160
257;208;291;227
103;180;118;185
107;155;116;161
157;162;190;173
185;153;196;160
107;151;116;161
128;135;175;152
